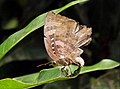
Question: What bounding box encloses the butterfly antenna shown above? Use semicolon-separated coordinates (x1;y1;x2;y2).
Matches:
37;61;55;67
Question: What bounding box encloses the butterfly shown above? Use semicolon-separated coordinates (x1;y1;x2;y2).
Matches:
44;11;92;74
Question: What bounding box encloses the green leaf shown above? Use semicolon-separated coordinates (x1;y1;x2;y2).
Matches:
0;59;119;89
0;78;31;89
80;59;120;74
0;0;88;60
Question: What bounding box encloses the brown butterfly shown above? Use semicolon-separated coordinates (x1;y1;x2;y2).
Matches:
44;11;92;69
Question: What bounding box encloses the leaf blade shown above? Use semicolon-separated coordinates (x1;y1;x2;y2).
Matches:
0;59;119;89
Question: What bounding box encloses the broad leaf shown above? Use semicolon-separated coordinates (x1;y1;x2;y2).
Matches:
0;59;119;89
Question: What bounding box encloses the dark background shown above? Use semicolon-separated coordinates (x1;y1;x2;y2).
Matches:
0;0;120;89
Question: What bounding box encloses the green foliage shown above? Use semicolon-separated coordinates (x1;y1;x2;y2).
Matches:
0;59;119;89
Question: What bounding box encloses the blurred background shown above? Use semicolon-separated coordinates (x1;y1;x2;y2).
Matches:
0;0;120;89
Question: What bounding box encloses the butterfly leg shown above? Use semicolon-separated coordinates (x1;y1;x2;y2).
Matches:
63;65;81;77
69;57;83;76
72;64;81;76
61;66;69;76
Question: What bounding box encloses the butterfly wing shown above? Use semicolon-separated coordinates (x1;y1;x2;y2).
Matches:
74;25;92;47
44;11;92;66
51;13;92;66
44;12;60;61
44;12;75;57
